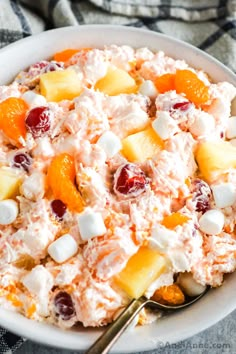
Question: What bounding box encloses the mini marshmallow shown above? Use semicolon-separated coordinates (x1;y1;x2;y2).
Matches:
189;113;215;137
199;209;224;235
226;116;236;139
138;80;158;98
78;209;106;241
0;199;18;225
97;131;122;158
152;111;178;140
23;223;52;252
212;183;236;208
168;250;190;272
48;234;78;263
22;91;47;108
22;265;53;296
177;272;206;297
33;137;54;158
21;171;45;200
150;227;175;251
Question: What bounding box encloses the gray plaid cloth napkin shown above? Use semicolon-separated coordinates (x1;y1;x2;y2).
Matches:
0;0;236;71
0;1;235;353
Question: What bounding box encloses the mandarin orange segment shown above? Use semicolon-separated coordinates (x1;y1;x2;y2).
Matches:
161;212;189;229
53;49;79;62
47;153;84;213
0;97;28;144
53;48;92;63
155;73;176;93
151;284;185;305
175;69;209;105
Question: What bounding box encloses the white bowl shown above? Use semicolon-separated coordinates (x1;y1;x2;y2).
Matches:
0;25;236;353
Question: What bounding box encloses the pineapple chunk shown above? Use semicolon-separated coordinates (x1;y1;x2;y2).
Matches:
40;69;82;102
122;126;164;162
0;168;21;200
115;247;166;299
94;67;137;95
195;141;236;183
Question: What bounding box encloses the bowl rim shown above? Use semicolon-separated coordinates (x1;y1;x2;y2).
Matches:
0;24;236;353
0;24;236;85
0;24;235;74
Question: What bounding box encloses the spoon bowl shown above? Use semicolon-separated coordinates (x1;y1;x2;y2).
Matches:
86;287;209;354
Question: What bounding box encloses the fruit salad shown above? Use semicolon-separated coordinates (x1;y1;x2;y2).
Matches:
0;45;235;329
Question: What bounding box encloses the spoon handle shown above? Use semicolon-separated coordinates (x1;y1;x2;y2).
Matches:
85;297;148;354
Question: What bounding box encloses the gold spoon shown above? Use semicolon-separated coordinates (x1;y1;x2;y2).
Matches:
85;287;209;354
